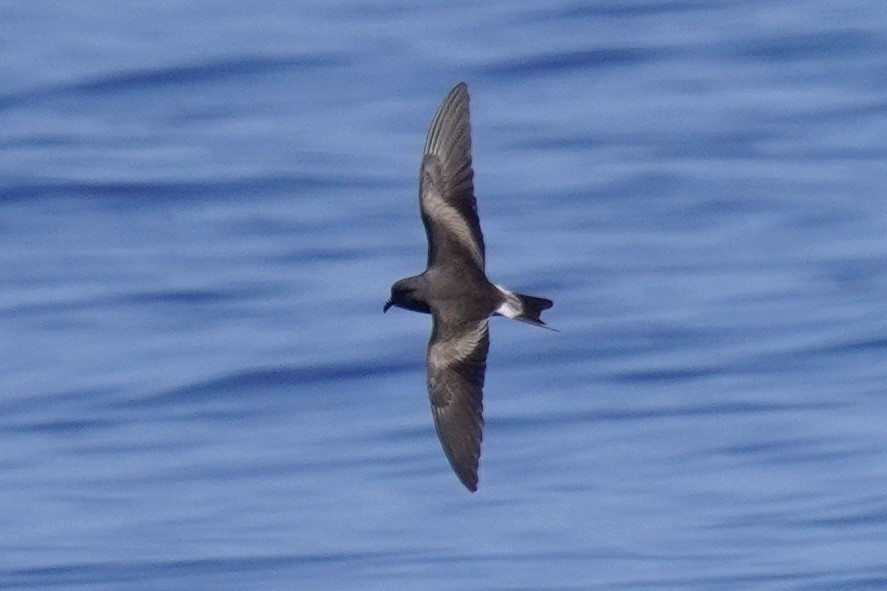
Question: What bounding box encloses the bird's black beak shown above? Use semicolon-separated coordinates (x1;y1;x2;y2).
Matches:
383;300;393;313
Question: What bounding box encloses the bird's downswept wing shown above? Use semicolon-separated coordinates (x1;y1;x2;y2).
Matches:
419;82;485;271
427;314;489;492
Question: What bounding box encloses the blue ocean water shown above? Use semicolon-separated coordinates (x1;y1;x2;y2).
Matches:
2;1;887;589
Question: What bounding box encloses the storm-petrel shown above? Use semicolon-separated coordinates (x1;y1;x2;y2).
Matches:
384;82;553;492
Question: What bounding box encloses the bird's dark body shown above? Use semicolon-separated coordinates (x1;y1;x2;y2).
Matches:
390;268;501;321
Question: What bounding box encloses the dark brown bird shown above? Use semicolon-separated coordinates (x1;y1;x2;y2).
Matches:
384;82;553;492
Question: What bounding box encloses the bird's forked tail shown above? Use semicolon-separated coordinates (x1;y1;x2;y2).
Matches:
494;285;554;329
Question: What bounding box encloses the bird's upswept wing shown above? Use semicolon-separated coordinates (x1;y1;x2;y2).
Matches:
419;82;485;271
426;314;489;491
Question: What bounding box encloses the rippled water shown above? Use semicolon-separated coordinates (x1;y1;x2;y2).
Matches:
3;1;887;589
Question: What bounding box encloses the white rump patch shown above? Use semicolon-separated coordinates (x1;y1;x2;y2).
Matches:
494;284;522;318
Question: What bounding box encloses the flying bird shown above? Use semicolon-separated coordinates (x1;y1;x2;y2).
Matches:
384;82;553;492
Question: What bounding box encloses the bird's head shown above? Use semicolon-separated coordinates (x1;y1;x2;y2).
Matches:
384;277;431;314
